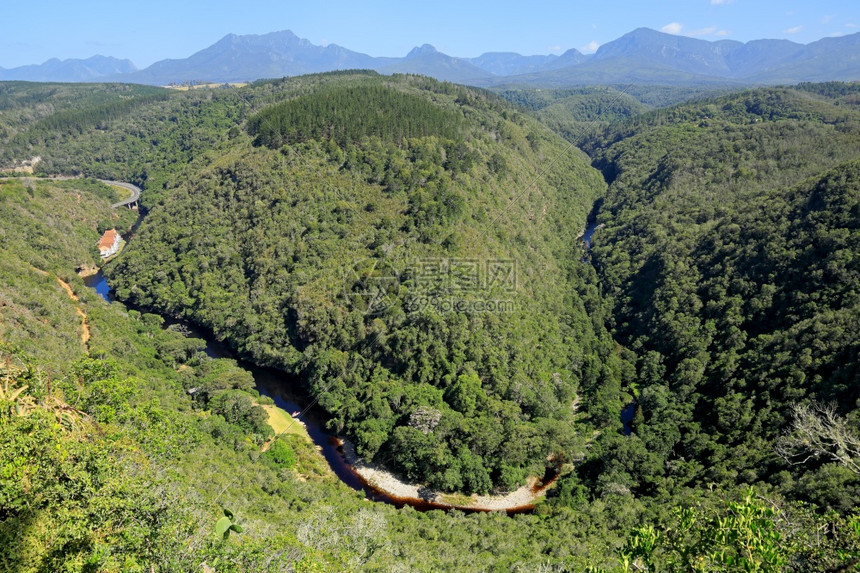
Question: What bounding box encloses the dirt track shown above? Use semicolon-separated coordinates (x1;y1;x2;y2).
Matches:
56;276;90;349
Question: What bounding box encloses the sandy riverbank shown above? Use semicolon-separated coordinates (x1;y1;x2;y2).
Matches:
77;264;99;278
340;439;556;511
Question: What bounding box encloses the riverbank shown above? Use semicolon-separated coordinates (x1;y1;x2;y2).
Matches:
339;439;557;512
81;262;563;514
77;264;99;278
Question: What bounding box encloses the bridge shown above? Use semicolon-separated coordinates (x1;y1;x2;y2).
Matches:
103;180;141;209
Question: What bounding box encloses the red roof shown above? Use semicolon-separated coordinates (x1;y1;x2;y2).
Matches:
98;229;118;251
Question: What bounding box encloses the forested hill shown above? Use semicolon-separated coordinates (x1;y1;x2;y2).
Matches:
105;73;622;495
579;83;860;512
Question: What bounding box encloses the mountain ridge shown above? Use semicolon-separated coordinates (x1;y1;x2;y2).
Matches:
0;55;137;82
2;28;858;87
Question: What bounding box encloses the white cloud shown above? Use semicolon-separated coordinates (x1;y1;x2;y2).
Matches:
822;15;834;24
846;23;858;29
829;32;845;37
662;24;728;38
661;22;684;35
688;26;718;37
581;41;600;54
710;0;734;4
548;44;563;53
784;26;803;34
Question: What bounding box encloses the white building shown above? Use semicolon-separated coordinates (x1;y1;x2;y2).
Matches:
97;229;123;259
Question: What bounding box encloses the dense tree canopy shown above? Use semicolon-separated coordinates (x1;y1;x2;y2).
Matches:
2;78;859;571
107;73;617;494
577;85;860;511
248;83;466;147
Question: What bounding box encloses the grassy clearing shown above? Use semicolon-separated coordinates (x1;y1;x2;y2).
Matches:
261;403;311;441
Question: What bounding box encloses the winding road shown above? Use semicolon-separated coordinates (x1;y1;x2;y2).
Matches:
102;180;141;208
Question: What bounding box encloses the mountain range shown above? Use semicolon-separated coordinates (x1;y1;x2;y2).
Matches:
2;27;858;87
0;55;137;82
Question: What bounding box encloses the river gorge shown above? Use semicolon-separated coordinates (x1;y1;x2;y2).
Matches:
83;212;602;514
83;269;559;513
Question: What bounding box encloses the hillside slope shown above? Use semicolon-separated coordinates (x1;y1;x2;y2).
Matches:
3;77;860;572
0;177;345;570
106;73;621;494
579;84;860;509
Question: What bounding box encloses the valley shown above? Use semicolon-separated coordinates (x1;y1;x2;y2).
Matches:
84;263;556;513
1;74;858;571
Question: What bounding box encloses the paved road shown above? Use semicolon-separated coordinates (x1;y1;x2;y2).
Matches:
101;180;141;208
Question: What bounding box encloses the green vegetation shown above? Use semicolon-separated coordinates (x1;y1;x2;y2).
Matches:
532;89;649;145
0;82;166;135
494;85;743;146
0;177;381;571
496;86;651;145
2;78;859;570
613;489;860;572
0;178;136;372
0;81;244;209
574;84;860;523
248;83;465;147
107;73;615;495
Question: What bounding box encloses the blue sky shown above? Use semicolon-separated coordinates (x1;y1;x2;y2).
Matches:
2;0;858;68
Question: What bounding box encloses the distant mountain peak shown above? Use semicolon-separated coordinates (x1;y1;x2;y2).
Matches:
407;44;439;58
211;30;307;51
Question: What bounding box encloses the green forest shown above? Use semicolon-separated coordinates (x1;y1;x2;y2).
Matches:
0;75;858;571
583;86;860;511
108;73;615;495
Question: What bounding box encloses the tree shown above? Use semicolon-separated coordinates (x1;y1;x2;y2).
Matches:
446;371;484;415
618;490;788;572
776;402;860;475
